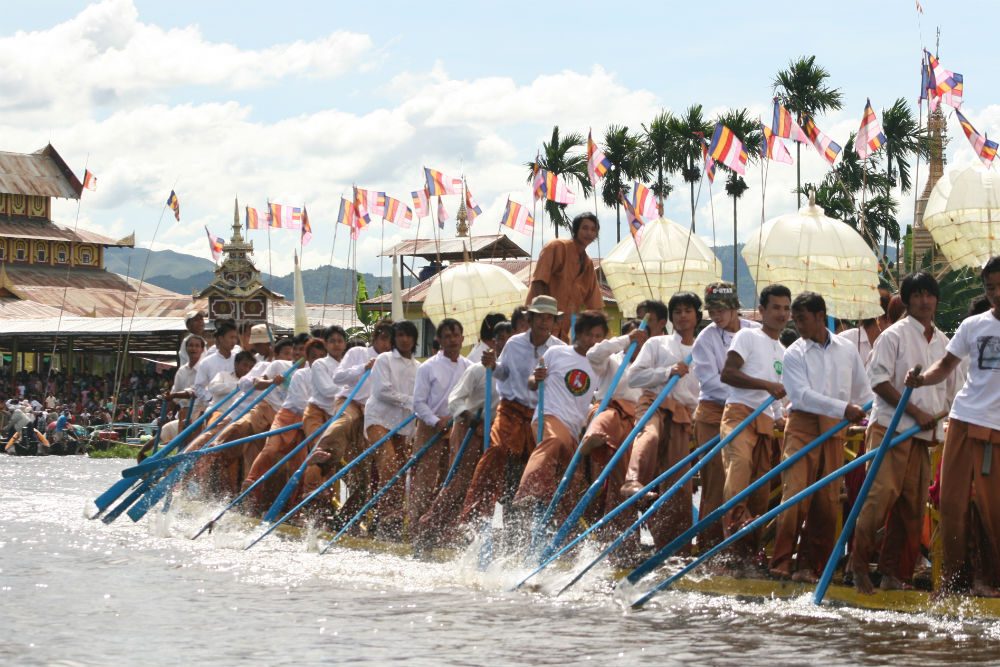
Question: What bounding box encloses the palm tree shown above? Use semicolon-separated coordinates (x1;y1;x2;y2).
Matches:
715;109;763;293
773;56;844;206
524;126;591;238
600;125;651;242
665;105;713;233
881;98;926;265
642;110;674;218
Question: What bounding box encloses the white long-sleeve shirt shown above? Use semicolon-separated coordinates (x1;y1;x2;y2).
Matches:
628;333;699;411
448;363;499;419
588;335;642;404
692;319;760;405
281;366;312;414
309;355;343;411
171;363;198;408
467;341;489;364
207;371;239;407
413;351;472;427
193;349;237;406
783;334;873;419
493;331;564;408
838;326;876;367
868;315;958;441
364;349;420;436
334;346;378;403
261;359;294;410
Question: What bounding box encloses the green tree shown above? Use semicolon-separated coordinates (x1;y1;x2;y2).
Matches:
773;55;844;206
881;98;927;263
600;124;651;242
715;109;762;293
665;105;713;233
524;126;591;238
642;110;674;218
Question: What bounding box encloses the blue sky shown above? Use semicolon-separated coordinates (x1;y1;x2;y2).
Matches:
1;0;994;279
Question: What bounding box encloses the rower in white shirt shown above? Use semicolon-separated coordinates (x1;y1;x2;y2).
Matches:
191;321;241;408
465;312;507;364
770;292;873;583
303;325;348;440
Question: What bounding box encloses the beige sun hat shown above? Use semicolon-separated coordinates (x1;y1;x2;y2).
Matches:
527;295;563;317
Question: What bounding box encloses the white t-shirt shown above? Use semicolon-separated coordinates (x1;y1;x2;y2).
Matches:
536;345;596;436
946;310;1000;431
725;327;785;418
262;359;294;410
282;366;312;414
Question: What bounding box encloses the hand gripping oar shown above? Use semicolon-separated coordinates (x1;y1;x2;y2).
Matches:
90;385;243;518
244;413;418;550
538;355;694;564
629;423;924;609
627;400;875;585
126;361;303;523
531;318;649;551
442;411;481;488
261;369;373;523
513;434;720;590
555;396;776;595
320;417;455;553
121;422;304;478
813;373;921;605
483;367;493;451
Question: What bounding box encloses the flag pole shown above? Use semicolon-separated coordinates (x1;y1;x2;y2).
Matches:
753;155;771;309
379;215;386;289
320;196;342;325
430;195;448;314
678;158;707;294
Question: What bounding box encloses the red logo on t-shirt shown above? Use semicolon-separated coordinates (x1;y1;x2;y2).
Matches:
564;369;591;396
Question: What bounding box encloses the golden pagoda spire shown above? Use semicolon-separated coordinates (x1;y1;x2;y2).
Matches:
455;178;469;237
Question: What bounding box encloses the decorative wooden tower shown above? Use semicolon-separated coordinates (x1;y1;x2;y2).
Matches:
196;199;283;324
911;107;948;270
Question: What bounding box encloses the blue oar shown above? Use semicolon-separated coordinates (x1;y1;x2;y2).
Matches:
629;424;923;609
126;361;302;523
148;398;169;457
514;434;720;590
121;421;304;478
531;318;649;551
629;401;873;584
244;413;418;550
813;373;921;605
90;386;243;517
483;367;493;451
442;412;481;488
539;355;694;564
556;396;777;594
321;418;455;552
261;369;372;523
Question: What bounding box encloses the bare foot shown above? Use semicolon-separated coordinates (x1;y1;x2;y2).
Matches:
879;574;913;591
852;567;875;595
769;566;792;580
792;569;819;584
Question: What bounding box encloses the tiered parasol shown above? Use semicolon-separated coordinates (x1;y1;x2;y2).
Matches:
422;262;527;343
922;165;1000;270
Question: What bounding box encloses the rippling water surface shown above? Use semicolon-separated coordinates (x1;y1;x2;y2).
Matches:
2;456;999;666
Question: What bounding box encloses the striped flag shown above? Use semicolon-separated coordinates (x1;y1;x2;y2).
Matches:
760;124;793;165
708;123;748;175
542;170;576;205
698;136;716;184
268;202;303;230
532;161;546;201
436;196;448;229
384;196;413;228
802;116;842;164
500;198;534;235
855;99;886;160
928;51;964;110
619;191;644;239
352;187;371;225
464;183;483;224
631;182;659;221
300;206;313;246
919;51;936;104
587;129;612;186
356;188;387;218
338;197;366;240
166;190;180;221
204;226;224;262
424;167;463;196
83;169;97;192
771;101;810;143
955;109;998;167
411;188;430;218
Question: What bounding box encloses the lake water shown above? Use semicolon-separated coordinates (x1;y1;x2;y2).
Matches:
2;456;999;666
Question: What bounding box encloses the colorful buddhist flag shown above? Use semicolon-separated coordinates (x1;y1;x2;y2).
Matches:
166;190;180;221
500;198;534;235
268;202;303;230
411;188;430;218
532;161;546;201
542;170;576;205
955;109;999;167
424;167;463;196
384;196;412;229
802;116;842;164
464;183;483;224
436;196;448;229
928;51;964;110
855;99;886;160
699;138;717;184
246;206;265;230
631;182;659;221
760;124;793;165
356;188;387;218
771;101;810;143
204;226;224;262
708;123;748;176
619;191;644;239
300;206;313;246
352;187;371;225
587;129;612;186
919;51;936;104
83;169;97;192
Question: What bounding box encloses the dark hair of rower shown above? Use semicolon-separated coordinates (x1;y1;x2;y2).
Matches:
273;338;295;355
574;309;608;336
324;325;347;342
214;320;237;338
478;313;507;342
493;321;512;338
436;317;463;338
571;212;599;239
759;283;792;307
371;319;394;341
621;318;641;335
303;338;327;360
637;299;668;322
510;306;529;331
234;350;256;367
291;332;311;346
392;320;419;349
981;255;1000;282
668;291;703;323
900;271;939;307
967;294;991;318
791;291;827;315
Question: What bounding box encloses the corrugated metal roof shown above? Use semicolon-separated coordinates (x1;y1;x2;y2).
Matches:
380;235;529;260
0;297;63;318
0;218;131;246
270;303;364;331
0;145;82;199
0;316;186;335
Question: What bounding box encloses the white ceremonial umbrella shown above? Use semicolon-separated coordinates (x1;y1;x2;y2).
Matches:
922;165;1000;270
742;195;882;319
601;217;722;319
293;250;308;335
422;263;527;343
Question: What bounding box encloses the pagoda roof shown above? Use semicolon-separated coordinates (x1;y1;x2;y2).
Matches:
0;144;83;199
0;218;134;247
379;234;529;262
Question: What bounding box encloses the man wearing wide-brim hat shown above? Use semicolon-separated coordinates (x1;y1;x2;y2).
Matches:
460;295;565;526
525;213;604;342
